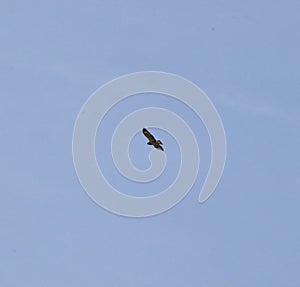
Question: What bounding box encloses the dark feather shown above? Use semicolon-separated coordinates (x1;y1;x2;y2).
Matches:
142;128;156;143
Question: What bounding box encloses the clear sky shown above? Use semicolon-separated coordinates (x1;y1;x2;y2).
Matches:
1;1;299;286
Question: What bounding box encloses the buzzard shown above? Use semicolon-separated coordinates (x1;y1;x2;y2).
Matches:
142;128;164;151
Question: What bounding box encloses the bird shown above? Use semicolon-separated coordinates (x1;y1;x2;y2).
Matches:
142;128;164;151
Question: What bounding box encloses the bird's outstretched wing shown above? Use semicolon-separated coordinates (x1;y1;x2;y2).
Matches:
143;128;156;143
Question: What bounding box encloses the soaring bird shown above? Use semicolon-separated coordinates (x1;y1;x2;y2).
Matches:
142;128;164;151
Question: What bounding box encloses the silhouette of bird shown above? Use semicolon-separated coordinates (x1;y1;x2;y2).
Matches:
142;128;164;151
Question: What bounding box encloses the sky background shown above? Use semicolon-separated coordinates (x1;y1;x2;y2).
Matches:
1;1;300;286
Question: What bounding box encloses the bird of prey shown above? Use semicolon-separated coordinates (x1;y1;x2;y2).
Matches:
142;128;164;151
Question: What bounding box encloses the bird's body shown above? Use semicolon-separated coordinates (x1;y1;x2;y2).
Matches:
142;128;164;151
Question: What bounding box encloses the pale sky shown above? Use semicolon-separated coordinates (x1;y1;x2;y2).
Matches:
1;1;299;286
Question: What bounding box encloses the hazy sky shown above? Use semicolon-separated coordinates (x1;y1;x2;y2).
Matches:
1;1;299;286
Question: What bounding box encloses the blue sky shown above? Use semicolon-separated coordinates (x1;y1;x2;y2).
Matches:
1;1;299;286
